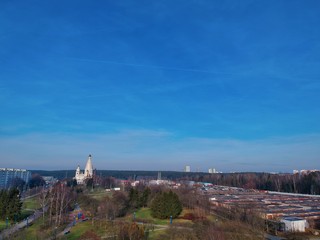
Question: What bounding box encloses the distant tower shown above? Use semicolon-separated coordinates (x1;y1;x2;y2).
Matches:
157;171;162;180
84;154;93;177
185;165;191;172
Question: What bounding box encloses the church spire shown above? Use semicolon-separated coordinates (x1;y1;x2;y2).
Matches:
84;154;93;177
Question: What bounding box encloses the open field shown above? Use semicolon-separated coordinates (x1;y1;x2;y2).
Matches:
59;220;95;240
86;188;112;200
134;208;169;225
23;197;39;210
9;216;67;240
133;207;193;226
57;218;169;240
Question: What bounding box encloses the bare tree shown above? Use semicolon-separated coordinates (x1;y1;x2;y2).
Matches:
38;186;48;222
46;182;74;227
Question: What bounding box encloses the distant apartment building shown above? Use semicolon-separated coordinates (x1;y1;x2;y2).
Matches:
184;165;191;172
0;168;31;189
293;169;319;175
208;168;217;174
42;176;58;185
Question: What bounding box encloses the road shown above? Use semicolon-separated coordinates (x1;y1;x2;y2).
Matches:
0;209;43;240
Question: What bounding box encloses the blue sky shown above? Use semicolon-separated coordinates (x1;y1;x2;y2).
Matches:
1;0;320;172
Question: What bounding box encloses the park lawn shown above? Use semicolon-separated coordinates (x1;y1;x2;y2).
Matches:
23;197;39;210
86;188;110;200
22;218;46;239
0;220;8;231
134;208;169;225
60;220;92;240
59;220;107;240
10;216;59;240
134;207;193;226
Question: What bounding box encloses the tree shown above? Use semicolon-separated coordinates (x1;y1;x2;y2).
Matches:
98;195;118;220
38;186;49;222
28;174;45;188
128;185;151;210
9;177;26;192
85;178;94;188
139;187;151;207
150;190;182;219
67;179;77;188
0;188;22;221
117;222;144;240
7;188;22;220
129;188;139;209
112;191;129;217
0;190;8;218
47;182;75;227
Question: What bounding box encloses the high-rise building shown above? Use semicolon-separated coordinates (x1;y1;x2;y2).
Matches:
185;165;191;172
0;168;31;189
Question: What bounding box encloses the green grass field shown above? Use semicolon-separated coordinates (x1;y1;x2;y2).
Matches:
9;216;58;240
0;220;8;232
59;218;168;240
22;197;39;210
19;196;39;221
86;187;112;200
59;220;114;240
134;208;169;225
60;221;93;240
134;207;194;226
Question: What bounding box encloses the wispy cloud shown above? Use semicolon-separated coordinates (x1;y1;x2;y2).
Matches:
0;130;319;172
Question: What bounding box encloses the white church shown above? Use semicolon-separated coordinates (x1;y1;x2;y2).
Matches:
74;154;94;184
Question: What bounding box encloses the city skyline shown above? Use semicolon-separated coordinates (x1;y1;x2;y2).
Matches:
1;1;320;172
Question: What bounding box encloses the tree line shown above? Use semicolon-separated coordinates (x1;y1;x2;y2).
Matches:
31;169;320;195
191;172;320;194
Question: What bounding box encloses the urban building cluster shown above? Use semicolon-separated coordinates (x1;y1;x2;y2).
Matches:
183;165;221;173
293;169;320;175
207;185;320;232
114;175;320;233
0;168;31;189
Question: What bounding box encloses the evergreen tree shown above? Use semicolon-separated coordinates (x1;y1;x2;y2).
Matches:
129;188;139;209
0;188;22;221
0;190;8;217
150;190;182;219
7;188;22;220
139;187;151;207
